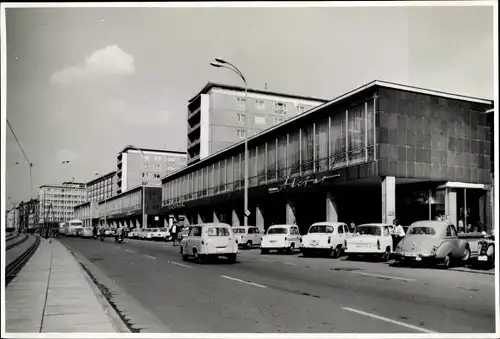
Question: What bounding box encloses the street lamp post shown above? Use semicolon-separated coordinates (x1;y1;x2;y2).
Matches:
210;58;249;227
126;145;147;228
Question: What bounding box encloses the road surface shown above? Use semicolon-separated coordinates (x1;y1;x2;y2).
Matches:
59;237;496;333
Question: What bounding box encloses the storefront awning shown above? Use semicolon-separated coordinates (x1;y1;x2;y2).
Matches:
437;182;488;190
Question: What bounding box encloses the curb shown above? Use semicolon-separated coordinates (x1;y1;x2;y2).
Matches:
448;267;495;276
58;241;131;333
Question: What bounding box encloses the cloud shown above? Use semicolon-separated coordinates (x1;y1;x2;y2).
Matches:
51;45;135;85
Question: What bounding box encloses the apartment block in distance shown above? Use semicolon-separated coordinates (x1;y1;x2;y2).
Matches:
86;171;118;202
39;182;87;223
117;146;187;194
186;82;328;165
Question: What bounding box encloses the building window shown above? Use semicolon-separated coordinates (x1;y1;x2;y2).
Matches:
274;117;284;125
237;129;246;139
256;100;265;110
155;164;161;169
237;113;246;122
297;105;306;114
236;97;246;107
254;116;266;125
142;172;147;178
144;164;149;169
154;156;162;161
274;102;287;114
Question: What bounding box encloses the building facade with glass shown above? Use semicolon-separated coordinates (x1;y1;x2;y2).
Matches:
161;80;494;234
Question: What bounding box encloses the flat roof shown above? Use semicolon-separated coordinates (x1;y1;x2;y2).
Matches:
188;82;330;104
40;184;86;189
119;146;187;155
97;184;160;204
165;80;494;183
86;171;116;186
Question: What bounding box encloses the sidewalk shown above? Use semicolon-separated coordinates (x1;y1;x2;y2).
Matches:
5;238;124;333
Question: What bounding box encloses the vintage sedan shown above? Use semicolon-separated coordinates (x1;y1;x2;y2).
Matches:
301;222;351;258
345;223;393;261
477;233;495;269
393;220;471;268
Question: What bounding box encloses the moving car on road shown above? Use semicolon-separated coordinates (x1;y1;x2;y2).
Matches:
393;220;471;268
80;227;94;238
180;223;238;264
345;223;393;261
301;222;351;258
233;226;262;249
127;228;140;238
260;224;301;254
66;219;84;237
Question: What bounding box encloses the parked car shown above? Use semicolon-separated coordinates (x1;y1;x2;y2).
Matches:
393;220;471;268
137;229;148;239
104;227;113;237
127;228;139;238
144;228;170;241
180;223;238;264
260;224;301;254
80;227;94;238
178;226;191;242
301;222;351;258
233;226;262;249
345;223;393;261
476;233;494;269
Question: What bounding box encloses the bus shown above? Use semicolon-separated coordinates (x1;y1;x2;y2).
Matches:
65;219;84;237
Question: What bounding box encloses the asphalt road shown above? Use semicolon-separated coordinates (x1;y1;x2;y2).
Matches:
59;236;496;333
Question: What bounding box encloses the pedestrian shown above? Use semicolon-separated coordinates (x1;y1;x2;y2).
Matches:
349;220;356;233
171;221;179;246
393;219;405;249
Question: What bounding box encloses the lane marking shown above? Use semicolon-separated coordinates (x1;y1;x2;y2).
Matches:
350;271;417;282
125;249;136;254
342;307;435;333
284;262;297;266
170;261;192;268
144;255;156;260
220;275;267;288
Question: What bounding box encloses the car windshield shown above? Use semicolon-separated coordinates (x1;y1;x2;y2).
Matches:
233;228;246;234
207;227;231;236
267;227;287;235
309;225;334;234
355;226;381;236
409;226;436;235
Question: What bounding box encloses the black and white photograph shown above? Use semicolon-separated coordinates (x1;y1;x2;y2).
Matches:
1;1;498;336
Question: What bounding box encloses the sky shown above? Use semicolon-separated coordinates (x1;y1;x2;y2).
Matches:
3;3;495;205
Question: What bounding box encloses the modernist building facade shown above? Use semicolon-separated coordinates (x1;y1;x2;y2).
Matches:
39;182;87;224
117;146;187;194
17;199;39;232
161;80;494;234
97;185;162;229
86;171;117;202
187;83;328;165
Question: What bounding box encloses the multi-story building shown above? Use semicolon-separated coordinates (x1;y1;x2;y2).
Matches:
39;182;87;224
86;171;118;202
186;82;328;165
162;80;494;234
116;146;187;194
6;208;17;230
17;199;39;232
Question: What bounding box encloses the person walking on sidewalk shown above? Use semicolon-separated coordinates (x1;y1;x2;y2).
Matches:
170;221;179;246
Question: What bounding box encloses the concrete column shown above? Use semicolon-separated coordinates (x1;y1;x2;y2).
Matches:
136;218;141;229
197;213;203;224
381;176;396;224
326;192;339;222
164;218;169;228
184;215;191;226
232;209;241;227
445;188;457;227
256;205;264;232
213;210;220;223
286;200;296;225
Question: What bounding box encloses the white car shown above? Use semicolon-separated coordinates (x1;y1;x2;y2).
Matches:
180;223;238;264
127;228;140;238
260;224;301;254
345;223;393;261
178;226;191;242
145;227;170;241
301;222;351;258
80;227;94;238
233;226;262;249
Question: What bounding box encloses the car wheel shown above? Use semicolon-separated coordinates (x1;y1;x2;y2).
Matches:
193;249;203;264
227;254;237;263
261;248;269;255
246;241;252;249
381;248;390;262
462;245;471;262
443;253;452;269
332;246;341;259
